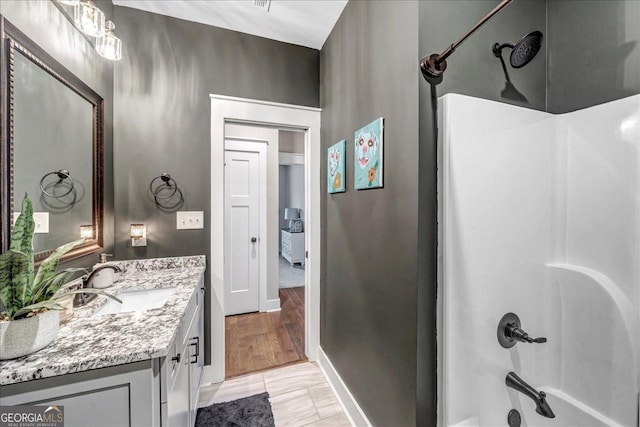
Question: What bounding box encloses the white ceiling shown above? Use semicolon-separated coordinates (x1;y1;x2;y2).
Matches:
112;0;348;50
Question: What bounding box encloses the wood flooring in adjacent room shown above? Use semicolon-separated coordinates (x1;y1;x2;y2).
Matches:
225;287;306;379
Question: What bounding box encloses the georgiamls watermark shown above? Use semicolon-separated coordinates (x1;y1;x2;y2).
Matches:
0;406;64;427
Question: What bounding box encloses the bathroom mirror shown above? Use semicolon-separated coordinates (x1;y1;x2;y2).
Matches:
0;18;104;263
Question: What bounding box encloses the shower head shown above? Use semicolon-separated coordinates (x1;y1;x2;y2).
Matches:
493;31;543;68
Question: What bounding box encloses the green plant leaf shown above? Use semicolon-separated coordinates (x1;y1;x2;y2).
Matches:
0;250;30;319
30;268;86;304
9;195;35;302
10;195;35;254
32;239;84;298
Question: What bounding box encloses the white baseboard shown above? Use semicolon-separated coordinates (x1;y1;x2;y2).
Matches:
317;347;372;427
265;298;281;312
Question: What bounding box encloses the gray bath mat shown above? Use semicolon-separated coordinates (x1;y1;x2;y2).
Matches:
195;392;275;427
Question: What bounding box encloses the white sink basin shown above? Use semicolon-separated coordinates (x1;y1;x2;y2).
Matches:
92;287;177;316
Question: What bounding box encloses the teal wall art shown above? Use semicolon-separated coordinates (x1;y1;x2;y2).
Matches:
328;139;346;193
354;117;384;190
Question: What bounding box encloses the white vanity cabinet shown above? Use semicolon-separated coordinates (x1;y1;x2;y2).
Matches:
163;285;206;427
281;229;305;266
0;361;161;427
0;285;206;427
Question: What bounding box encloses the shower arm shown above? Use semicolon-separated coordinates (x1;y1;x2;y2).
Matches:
420;0;513;80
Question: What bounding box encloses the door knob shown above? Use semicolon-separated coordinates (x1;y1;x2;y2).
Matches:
251;237;257;243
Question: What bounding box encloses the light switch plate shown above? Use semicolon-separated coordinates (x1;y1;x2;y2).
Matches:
176;211;204;230
13;212;49;233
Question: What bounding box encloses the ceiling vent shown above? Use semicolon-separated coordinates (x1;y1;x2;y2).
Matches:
253;0;271;12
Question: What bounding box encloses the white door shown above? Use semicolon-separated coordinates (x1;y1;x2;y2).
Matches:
224;149;261;315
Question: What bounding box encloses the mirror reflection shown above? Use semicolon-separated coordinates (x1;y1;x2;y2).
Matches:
12;49;94;253
2;21;104;263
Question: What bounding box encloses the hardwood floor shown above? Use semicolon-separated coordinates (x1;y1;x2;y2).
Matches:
225;287;306;379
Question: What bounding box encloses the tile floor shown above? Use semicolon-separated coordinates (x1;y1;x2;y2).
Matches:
198;362;352;427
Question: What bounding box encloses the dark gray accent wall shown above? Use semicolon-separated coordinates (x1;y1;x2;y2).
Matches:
0;0;115;271
416;2;547;424
113;6;319;364
320;2;420;425
321;1;547;424
547;0;640;113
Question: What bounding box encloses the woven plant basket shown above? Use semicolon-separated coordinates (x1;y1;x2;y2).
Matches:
0;310;59;360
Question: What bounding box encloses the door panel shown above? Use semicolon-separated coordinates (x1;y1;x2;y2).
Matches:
224;150;260;315
229;206;250;293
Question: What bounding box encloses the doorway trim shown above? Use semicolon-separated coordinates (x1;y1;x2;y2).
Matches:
205;94;321;384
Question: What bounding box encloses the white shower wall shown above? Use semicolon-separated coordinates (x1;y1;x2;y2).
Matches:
438;94;640;427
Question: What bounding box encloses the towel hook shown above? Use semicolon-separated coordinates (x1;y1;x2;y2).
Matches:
39;169;75;198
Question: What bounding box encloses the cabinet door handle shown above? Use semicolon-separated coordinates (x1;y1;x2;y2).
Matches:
172;353;181;363
190;337;200;364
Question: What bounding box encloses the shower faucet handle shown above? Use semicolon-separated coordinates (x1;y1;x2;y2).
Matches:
507;323;547;344
498;313;547;348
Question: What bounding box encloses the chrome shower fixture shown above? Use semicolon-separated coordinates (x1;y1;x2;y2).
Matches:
493;31;544;68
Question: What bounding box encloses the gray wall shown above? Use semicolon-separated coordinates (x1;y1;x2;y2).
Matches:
278;129;304;153
112;6;319;363
321;1;547;424
319;0;547;425
320;2;420;425
547;0;640;113
1;0;115;270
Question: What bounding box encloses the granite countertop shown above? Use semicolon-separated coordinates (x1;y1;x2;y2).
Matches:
0;256;206;386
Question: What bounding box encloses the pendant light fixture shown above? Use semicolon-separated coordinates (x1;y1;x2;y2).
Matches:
96;21;122;61
74;0;105;38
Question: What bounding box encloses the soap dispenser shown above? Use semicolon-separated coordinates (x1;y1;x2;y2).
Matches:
91;253;120;289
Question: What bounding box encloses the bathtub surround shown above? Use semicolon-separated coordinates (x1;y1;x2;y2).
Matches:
438;93;639;426
0;255;205;385
416;1;638;425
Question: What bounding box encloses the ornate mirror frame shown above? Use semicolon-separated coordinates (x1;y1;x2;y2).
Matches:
0;17;104;263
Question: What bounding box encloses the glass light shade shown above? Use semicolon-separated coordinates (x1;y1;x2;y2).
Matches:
130;223;147;247
74;0;105;38
96;21;122;61
79;224;93;238
130;224;146;239
59;0;80;5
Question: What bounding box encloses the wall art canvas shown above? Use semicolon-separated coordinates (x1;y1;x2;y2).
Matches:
327;140;346;193
354;117;384;190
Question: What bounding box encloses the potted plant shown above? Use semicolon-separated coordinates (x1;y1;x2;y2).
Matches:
0;195;119;360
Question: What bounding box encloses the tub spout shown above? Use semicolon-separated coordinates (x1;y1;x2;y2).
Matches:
506;372;555;418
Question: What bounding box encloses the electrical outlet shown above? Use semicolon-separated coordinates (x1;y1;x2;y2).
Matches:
13;212;49;233
176;211;204;230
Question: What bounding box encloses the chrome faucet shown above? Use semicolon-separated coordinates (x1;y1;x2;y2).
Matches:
506;372;555;418
73;264;122;307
